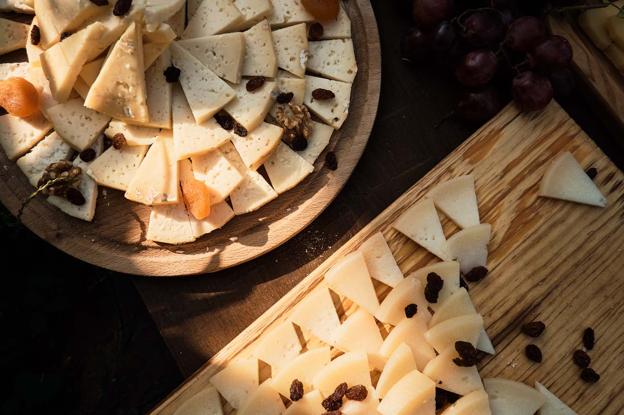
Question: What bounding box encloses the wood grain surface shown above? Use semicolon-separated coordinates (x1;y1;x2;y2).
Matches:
550;14;624;128
149;101;624;414
0;0;381;276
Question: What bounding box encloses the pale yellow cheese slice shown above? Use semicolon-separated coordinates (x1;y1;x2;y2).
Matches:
321;5;352;40
144;22;178;44
146;201;196;244
440;389;491;415
142;0;186;32
534;382;576;415
289;287;340;346
230;122;283;170
34;0;105;47
85;22;149;123
359;232;404;288
485;378;545;415
283;390;323;415
376;343;418;400
393;198;450;260
304;75;352;129
325;251;380;315
0;17;27;56
79;58;105;86
183;0;243;39
264;142;314;194
191;148;244;203
446;224;491;274
189;200;235;238
579;2;622;50
242;20;278;77
423;347;483;396
27;63;60;115
233;0;272;30
142;24;177;70
253;321;302;373
186;0;202;21
25;19;44;64
269;71;306;119
428;174;480;229
137;48;173;129
164;3;185;38
229;168;278;214
83;10;135;62
87;145;149;191
374;276;431;326
46;98;111;151
379;317;436;371
424;314;484;353
341;388;381;415
605;43;624;73
16;131;72;186
210;357;259;410
143;42;170;71
334;308;384;370
313;352;372;397
269;0;314;28
225;80;276;131
408;261;460;311
105;121;159;147
48;156;99;222
171;387;223;415
171;42;236;123
0;0;34;13
73;78;90;100
307;39;357;83
177;33;246;83
0;62;29;80
272;23;308;78
0;113;52;160
296;121;333;165
271;347;331;398
238;380;286;415
378;369;435;415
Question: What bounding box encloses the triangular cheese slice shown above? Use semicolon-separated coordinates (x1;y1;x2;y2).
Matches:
144;22;178;44
142;0;186;31
269;70;306;118
229;169;278;214
539;152;607;207
324;251;380;315
304;75;352;129
284;390;323;415
297;121;333;164
171;42;236;123
0;113;52;160
230;122;283;170
321;5;352;40
269;0;314;28
233;0;272;30
379;317;436;371
242;20;278;77
45;98;111;151
271;347;331;398
85;22;149;123
210;357;259;410
313;352;372;397
33;0;104;46
164;3;185;38
439;390;491;415
424;314;484;353
143;42;171;71
170;387;223;415
183;0;243;39
359;232;404;288
429;175;480;229
423;347;483;396
79;57;105;86
238;381;286;415
378;369;435;415
289;287;340;346
485;378;546;415
272;23;308;77
26;19;44;64
105;121;159;147
335;308;384;370
534;382;577;415
16;131;72;186
48;155;99;222
137;48;173;129
446;224;492;274
376;343;418;399
83;10;135;63
375;276;431;326
0;17;28;55
307;39;358;83
190;200;235;238
393;198;450;260
341;388;381;415
146;201;196;244
191;148;244;203
27;64;60;115
87;145;149;191
408;261;461;310
172;85;230;159
253;321;302;372
177;33;246;83
264;142;314;194
225;80;276;131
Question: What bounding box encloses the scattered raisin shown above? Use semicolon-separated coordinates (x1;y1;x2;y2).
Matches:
453;341;479;367
309;22;324;40
345;385;367;401
65;188;86;206
246;76;265;92
233;123;248;137
583;327;595;350
586;167;598;180
404;303;418;318
111;133;127;149
459;276;469;290
325;151;338;170
312;88;336;100
573;350;591;369
464;266;488;282
113;0;133;16
290;379;304;401
30;25;41;45
435;388;460;410
290;135;308;151
79;148;97;162
580;367;600;383
215;112;234;131
163;65;181;83
60;31;72;41
521;321;545;338
321;396;342;411
89;0;109;5
525;344;542;363
276;92;294;104
425;272;444;303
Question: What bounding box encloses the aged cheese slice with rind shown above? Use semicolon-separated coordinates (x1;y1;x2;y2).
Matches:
375;276;431;326
191;148;244;203
304;75;352;129
429;175;480;229
271;347;331;398
242;20;278;78
225;80;276;131
238;381;286;415
177;33;246;83
377;369;436;415
0;18;28;56
269;0;314;28
534;382;577;415
284;390;323;415
359;232;404;288
272;23;308;78
297;121;333;165
289;287;340;346
87;145;149;191
379;316;436;371
325;251;380;315
440;389;491;415
264;142;314;194
313;352;372;397
253;321;302;372
485;378;545;415
307;39;357;83
146;201;196;244
183;0;243;39
210;357;259;410
376;343;418;400
172;387;223;415
230;122;283;170
321;6;352;40
0;113;51;160
424;314;484;353
334;308;384;370
16;131;72;186
233;0;272;30
45;98;111;151
408;261;460;311
189;200;235;238
446;224;491;274
424;347;483;396
393;198;450;260
105;121;159;147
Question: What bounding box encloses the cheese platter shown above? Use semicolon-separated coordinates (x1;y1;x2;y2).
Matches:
0;0;381;276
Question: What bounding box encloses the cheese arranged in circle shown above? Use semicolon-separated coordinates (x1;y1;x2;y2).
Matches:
271;346;331;398
379;316;436;371
143;22;178;44
0;113;52;160
225;80;276;132
238;380;286;415
87;145;149;191
321;6;352;40
189;200;235;238
146;201;196;245
485;378;545;415
440;389;491;415
253;321;302;372
177;33;246;83
429;175;480;229
171;387;223;415
269;0;314;28
105;121;159;147
376;343;418;399
230;122;283;170
183;0;243;39
289;287;340;346
233;0;272;30
191;148;244;203
16;131;72;186
359;232;404;288
375;276;431;326
334;308;384;370
304;75;352;129
424;314;484;353
272;23;308;78
377;369;435;415
242;20;278;78
283;390;324;415
264;142;314;194
424;347;483;396
312;352;372;397
534;382;577;415
446;223;491;274
296;121;333;165
408;261;460;311
324;251;380;315
46;98;111;151
210;357;259;410
307;39;357;83
0;18;28;56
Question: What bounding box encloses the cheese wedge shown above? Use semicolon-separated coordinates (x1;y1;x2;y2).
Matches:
0;62;29;80
172;86;231;159
34;0;105;47
484;378;545;415
446;224;492;274
73;78;90;100
605;43;624;73
304;75;352;129
579;2;622;50
376;343;418;399
289;287;340;346
312;352;372;397
296;121;333;165
83;10;135;62
242;20;278;77
284;390;323;415
269;71;307;118
16;131;72;186
408;261;460;310
183;0;243;39
393;198;450;260
0;113;52;160
238;381;286;415
230;122;283;170
341;388;381;415
334;308;384;370
233;0;272;30
423;347;483;396
210;357;259;410
0;0;34;13
321;6;352;40
253;321;301;372
143;42;170;71
171;387;223;415
189;200;235;238
142;0;186;31
271;347;331;398
324;251;380;315
378;369;435;415
539;151;607;207
191;148;244;203
534;382;577;415
125;132;179;205
375;276;431;326
424;314;484;353
379;317;436;371
307;39;357;83
359;232;404;288
225;80;276;131
177;33;246;83
0;18;28;56
27;63;60;115
272;23;308;77
269;0;314;28
264;142;314;194
79;58;105;86
440;389;491;415
164;3;185;38
146;201;196;244
229;169;278;214
25;19;44;64
186;0;202;21
607;15;624;50
429;175;480;229
45;98;111;151
87;145;149;191
105;121;158;147
137;48;173;129
171;43;236;123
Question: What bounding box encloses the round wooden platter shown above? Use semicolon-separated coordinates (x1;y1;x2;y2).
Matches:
0;0;381;277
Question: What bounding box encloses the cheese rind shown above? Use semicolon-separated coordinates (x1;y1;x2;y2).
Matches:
87;145;149;191
183;0;243;39
272;23;309;77
233;0;272;30
0;18;29;56
230;122;283;170
325;251;380;315
289;287;340;346
16;131;72;186
0;113;52;160
177;33;246;83
146;201;196;245
359;232;404;288
307;39;358;83
304;75;352;129
189;200;235;238
264;142;314;194
209;357;259;410
242;20;278;78
225;80;276;131
428;175;480;229
191;148;244;203
269;0;314;27
45;98;111;151
105;121;159;147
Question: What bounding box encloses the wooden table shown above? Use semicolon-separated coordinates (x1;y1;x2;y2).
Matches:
132;1;623;378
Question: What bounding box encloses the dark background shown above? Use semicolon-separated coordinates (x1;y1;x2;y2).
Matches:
2;1;624;414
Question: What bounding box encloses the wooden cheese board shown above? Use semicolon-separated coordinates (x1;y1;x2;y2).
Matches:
149;101;624;414
0;0;381;277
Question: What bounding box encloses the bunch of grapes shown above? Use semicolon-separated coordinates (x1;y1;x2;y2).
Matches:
401;0;576;123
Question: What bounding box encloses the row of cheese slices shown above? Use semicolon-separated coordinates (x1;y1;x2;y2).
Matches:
168;174;579;414
579;2;624;74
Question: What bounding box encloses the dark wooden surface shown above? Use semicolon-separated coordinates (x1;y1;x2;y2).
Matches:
134;0;624;378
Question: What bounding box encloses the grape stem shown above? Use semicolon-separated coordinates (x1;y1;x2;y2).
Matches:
16;176;69;220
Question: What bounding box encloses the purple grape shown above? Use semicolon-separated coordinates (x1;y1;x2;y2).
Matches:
462;10;505;48
506;16;547;52
432;21;456;51
457;87;504;123
531;35;573;69
413;0;454;28
549;67;576;98
455;50;498;88
401;26;432;62
512;71;553;111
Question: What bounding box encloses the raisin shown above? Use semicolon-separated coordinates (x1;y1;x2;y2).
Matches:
425;272;444;303
113;0;133;16
521;321;545;338
60;31;72;41
290;379;304;401
464;266;488;282
233;123;248;137
312;88;336;100
111;133;127;149
291;135;308;151
345;385;367;401
325;151;338;170
276;92;294;104
332;383;348;399
583;327;595;350
586;167;598;180
246;76;265;92
580;367;600;383
65;188;86;206
163;65;181;83
525;344;542;363
453;341;479;367
79;148;97;162
321;396;342;411
30;25;41;46
309;22;324;40
89;0;109;5
404;303;418;318
573;350;591;369
459;276;469;290
215;112;234;131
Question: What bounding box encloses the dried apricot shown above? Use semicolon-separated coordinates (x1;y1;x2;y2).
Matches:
301;0;340;21
180;160;211;220
0;77;40;118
